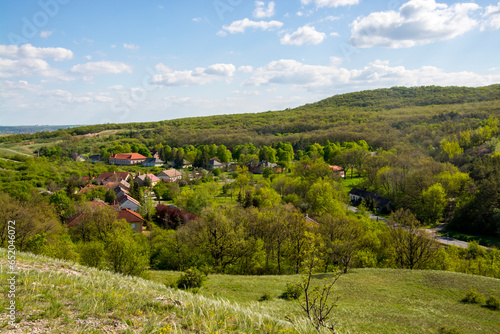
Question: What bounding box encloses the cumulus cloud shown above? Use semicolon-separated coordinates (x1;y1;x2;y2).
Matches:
0;57;69;80
301;0;359;8
238;65;254;73
281;25;326;45
244;58;500;90
253;1;275;18
70;61;132;75
218;18;283;36
123;43;139;50
152;63;236;86
482;2;500;31
350;0;480;48
0;44;73;61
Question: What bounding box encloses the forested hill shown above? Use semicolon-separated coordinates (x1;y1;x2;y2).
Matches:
3;84;500;150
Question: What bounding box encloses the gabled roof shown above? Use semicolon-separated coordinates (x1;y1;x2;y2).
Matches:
111;153;147;160
349;188;391;207
159;168;182;178
143;157;164;164
117;194;141;206
329;165;344;172
116;209;144;223
96;172;131;183
104;180;130;190
136;173;161;183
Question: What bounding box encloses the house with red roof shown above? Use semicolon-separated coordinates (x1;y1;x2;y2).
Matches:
117;209;144;233
109;153;147;165
329;165;345;178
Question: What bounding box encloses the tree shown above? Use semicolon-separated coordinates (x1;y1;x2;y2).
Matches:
298;236;341;333
418;183;448;224
388;209;438;269
105;188;116;204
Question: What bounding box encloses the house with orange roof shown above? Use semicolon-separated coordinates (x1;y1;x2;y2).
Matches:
109;153;147;165
117;209;145;233
135;173;161;187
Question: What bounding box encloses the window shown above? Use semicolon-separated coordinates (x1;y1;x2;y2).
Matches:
131;223;136;229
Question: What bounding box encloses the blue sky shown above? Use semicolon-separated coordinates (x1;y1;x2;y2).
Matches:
1;0;499;125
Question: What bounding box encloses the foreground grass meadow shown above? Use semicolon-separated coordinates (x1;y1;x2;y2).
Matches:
1;248;499;333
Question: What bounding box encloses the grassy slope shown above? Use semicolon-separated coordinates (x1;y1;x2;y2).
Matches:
0;250;499;333
150;269;500;334
0;249;313;334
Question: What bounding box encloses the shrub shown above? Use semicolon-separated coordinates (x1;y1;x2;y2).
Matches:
279;283;302;300
461;288;485;304
486;295;500;310
438;327;463;334
177;267;206;289
259;292;272;301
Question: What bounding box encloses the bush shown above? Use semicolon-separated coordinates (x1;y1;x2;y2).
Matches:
259;292;272;301
461;288;485;304
177;267;206;289
279;283;302;300
486;295;500;310
438;327;463;334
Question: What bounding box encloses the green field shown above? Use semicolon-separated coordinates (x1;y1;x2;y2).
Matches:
149;268;500;334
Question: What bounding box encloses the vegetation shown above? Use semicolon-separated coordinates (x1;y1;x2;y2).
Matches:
2;85;500;332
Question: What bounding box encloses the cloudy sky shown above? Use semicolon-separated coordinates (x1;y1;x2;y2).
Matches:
1;0;499;125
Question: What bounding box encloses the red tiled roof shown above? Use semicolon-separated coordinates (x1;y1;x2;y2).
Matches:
136;173;160;183
117;209;144;223
111;153;147;160
329;165;344;172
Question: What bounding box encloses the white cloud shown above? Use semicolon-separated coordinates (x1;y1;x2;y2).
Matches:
218;18;283;35
108;85;124;90
0;44;73;61
350;0;480;48
253;1;275;18
152;63;236;86
301;0;359;8
244;58;500;90
40;30;54;38
281;25;326;45
481;2;500;30
123;43;139;50
204;63;236;76
70;61;132;75
0;57;69;79
238;65;254;73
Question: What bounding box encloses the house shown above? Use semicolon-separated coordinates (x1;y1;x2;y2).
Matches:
114;185;130;199
116;209;144;233
67;202;145;233
109;153;147;165
157;169;182;182
78;184;103;195
88;155;102;164
95;172;132;185
104;180;130;191
68;153;85;162
248;161;281;174
349;188;391;213
303;214;319;229
208;158;223;170
329;165;345;178
116;194;142;212
142;157;164;167
135;173;160;187
181;159;192;169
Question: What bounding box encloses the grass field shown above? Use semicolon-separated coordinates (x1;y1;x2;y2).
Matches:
149;268;500;334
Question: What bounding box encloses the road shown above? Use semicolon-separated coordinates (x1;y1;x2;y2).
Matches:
347;206;471;249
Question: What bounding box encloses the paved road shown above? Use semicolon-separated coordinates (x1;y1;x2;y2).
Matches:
347;206;471;249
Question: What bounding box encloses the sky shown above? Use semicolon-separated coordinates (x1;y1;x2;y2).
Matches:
0;0;499;126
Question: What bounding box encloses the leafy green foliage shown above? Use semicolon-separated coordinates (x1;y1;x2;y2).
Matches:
461;288;486;304
177;267;206;289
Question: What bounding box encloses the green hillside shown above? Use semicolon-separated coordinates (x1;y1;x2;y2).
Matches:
1;249;499;334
